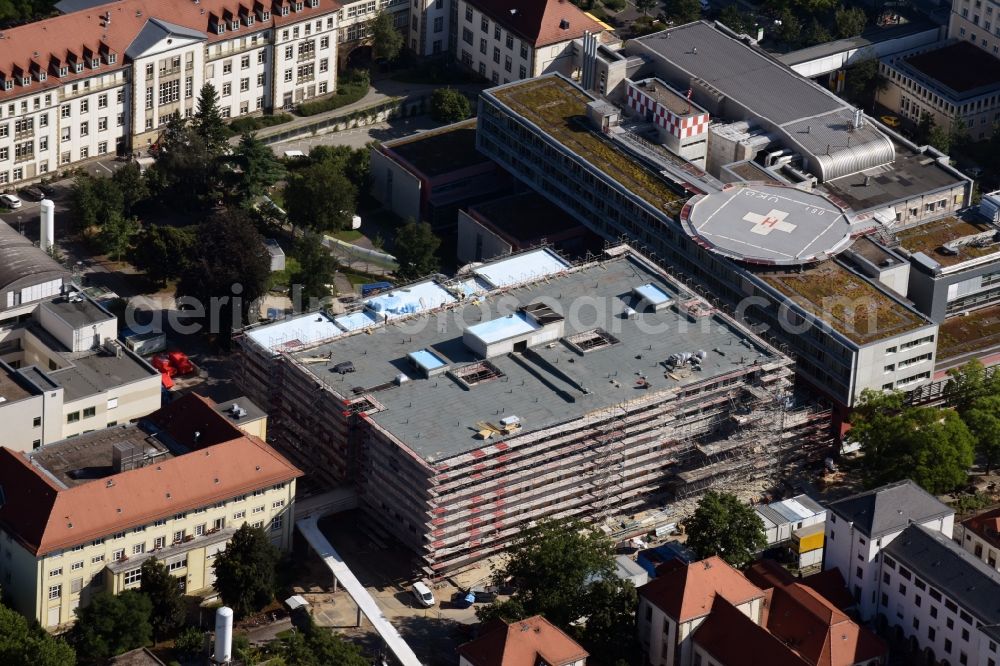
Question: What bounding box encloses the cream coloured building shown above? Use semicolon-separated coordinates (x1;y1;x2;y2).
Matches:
0;393;301;630
0;0;341;185
454;0;610;85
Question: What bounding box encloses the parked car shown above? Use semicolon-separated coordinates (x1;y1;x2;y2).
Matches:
38;183;56;197
412;580;436;608
472;586;498;603
19;187;44;202
0;193;21;208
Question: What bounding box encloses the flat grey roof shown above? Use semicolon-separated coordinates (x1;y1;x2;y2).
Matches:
885;524;1000;642
40;295;114;329
823;144;967;212
778;18;939;66
634;22;840;126
826;479;951;538
28;423;174;489
0;363;33;403
49;347;158;401
681;183;855;265
292;251;781;463
629;22;895;181
214;397;267;426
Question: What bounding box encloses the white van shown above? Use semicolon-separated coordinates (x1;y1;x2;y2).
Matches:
412;580;436;608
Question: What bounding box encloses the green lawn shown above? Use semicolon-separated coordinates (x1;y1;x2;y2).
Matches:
332;229;363;242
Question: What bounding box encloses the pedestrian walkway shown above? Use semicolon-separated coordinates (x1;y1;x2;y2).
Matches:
234;79;486;145
296;515;423;666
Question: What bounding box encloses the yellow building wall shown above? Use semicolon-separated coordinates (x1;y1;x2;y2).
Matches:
2;478;296;631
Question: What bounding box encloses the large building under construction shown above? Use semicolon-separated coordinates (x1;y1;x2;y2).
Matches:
236;247;830;574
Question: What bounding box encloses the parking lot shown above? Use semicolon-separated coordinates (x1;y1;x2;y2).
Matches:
310;511;495;665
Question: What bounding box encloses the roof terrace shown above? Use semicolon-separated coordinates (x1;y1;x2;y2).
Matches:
490;76;684;217
759;260;929;345
895;217;1000;268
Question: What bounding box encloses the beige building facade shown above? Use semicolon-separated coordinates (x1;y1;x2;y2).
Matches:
0;393;301;631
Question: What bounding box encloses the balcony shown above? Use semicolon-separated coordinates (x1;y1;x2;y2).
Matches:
105;526;237;575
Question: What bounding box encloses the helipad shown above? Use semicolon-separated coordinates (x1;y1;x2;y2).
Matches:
680;183;855;266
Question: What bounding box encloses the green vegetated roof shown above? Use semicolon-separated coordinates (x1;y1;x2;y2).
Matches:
761;261;926;345
895;217;999;268
938;303;1000;360
492;77;683;216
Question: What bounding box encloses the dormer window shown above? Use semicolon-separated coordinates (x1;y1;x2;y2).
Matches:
107;53;117;64
294;1;303;10
262;10;270;19
246;14;255;25
20;76;30;86
3;80;12;90
216;22;226;34
37;71;46;81
310;0;319;7
74;62;83;73
280;5;290;16
91;57;100;68
231;19;240;30
58;66;68;77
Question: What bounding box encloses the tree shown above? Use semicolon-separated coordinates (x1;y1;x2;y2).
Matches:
307;144;371;189
848;389;976;494
284;160;357;232
172;627;205;659
282;620;369;666
232;132;286;203
149;119;223;210
71;590;152;663
916;112;935;145
718;4;752;33
683;491;766;568
476;519;638;664
393;220;440;281
291;233;338;306
834;5;866;38
139;559;185;641
478;520;614;627
805;18;831;46
371;10;403;63
777;10;803;46
195;84;230;155
176;211;272;338
945;359;1000;414
97;210;139;262
0;601;76;666
965;395;1000;474
928;124;951;153
579;578;640;666
843;59;888;110
663;0;701;24
429;88;471;124
636;0;658;16
212;524;280;617
71;174;125;233
131;224;197;287
111;163;149;217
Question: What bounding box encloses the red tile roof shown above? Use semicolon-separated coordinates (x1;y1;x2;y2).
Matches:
0;0;336;103
0;394;302;556
800;568;857;613
639;556;765;623
694;596;809;666
745;558;796;590
763;583;886;666
962;507;1000;550
457;615;587;666
466;0;605;47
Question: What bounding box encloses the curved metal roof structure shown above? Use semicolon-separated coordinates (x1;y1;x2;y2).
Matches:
0;221;67;293
628;22;896;182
